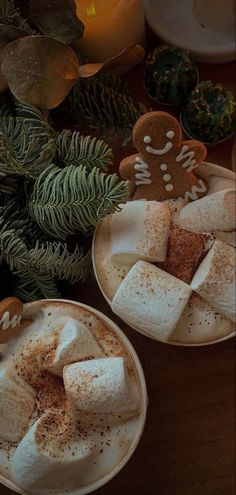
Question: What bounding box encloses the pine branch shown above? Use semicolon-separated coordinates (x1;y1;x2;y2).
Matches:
29;242;92;283
28;164;128;239
0;193;54;247
14;272;60;301
0;175;18;199
0;228;60;300
0;106;56;178
0;215;91;300
0;229;29;271
56;130;113;172
0;195;28;237
14;101;52;134
66;76;147;144
95;72;130;94
1;196;91;293
0;96;126;299
13;275;46;301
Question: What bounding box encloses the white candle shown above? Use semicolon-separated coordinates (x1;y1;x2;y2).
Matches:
75;0;146;62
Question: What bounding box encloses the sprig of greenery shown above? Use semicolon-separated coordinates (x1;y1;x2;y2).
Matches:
65;75;147;144
56;130;113;172
0;99;114;179
0;227;59;298
0;217;92;300
29;242;92;284
14;272;60;301
0;115;56;178
28;164;127;238
0;97;127;300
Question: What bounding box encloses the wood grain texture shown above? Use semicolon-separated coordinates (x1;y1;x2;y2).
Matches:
1;7;235;495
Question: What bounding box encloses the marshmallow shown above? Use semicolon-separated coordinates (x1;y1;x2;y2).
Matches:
63;357;138;415
111;261;192;341
43;319;103;376
191;240;235;322
0;370;35;442
163;197;186;223
176;189;236;232
212;230;236;248
172;294;234;344
10;410;94;493
111;200;171;263
206;176;235;195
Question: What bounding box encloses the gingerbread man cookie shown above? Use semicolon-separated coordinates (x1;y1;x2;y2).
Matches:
119;111;208;202
0;297;32;344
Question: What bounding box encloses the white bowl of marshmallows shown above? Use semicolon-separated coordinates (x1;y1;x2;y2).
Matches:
0;299;147;495
93;163;236;346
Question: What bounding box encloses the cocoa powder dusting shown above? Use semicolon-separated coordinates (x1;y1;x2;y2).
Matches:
34;371;67;417
158;225;209;283
0;302;140;474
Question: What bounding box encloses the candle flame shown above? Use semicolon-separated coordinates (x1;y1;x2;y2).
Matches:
85;2;96;17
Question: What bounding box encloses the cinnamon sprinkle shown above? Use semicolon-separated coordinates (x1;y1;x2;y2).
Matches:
158;225;209;284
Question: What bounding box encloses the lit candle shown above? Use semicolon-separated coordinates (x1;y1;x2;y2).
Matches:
75;0;146;62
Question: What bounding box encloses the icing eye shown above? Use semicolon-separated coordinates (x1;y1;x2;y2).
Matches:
144;136;152;143
166;131;174;139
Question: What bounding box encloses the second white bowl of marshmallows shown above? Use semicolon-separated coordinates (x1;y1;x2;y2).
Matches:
93;163;236;346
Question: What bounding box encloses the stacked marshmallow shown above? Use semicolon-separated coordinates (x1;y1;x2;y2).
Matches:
0;307;139;494
109;194;235;342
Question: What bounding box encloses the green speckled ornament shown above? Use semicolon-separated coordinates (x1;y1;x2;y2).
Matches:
144;44;198;107
183;80;236;145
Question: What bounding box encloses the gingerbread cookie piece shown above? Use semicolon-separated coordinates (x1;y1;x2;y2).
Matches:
119;111;208;202
0;297;32;343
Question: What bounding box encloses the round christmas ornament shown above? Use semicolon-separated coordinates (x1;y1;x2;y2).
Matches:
181;80;236;145
144;44;198;107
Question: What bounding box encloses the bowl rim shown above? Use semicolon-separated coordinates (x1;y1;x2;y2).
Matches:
142;0;236;63
0;299;148;495
92;162;236;347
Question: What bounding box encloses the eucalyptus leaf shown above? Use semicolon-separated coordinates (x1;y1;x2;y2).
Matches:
1;36;80;108
29;0;84;43
0;23;29;93
0;36;8;92
0;23;28;40
78;43;145;78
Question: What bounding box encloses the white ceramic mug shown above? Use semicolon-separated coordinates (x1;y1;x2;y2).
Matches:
193;0;235;30
0;299;148;495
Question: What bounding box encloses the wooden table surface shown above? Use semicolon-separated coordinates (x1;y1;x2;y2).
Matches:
2;18;236;495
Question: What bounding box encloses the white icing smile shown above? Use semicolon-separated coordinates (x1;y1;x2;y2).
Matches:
146;142;173;155
144;132;174;156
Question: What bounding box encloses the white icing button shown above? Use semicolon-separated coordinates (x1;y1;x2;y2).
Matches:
144;135;152;143
166;131;174;139
165;184;174;192
163;173;171;182
160;163;168;171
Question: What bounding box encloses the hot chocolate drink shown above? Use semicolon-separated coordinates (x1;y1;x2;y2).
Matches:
0;300;147;495
93;165;236;344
